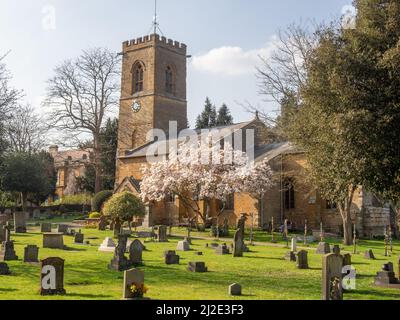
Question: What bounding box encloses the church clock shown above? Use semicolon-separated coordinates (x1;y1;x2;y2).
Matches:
131;100;141;113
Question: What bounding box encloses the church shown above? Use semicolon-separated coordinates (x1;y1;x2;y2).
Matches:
114;32;392;237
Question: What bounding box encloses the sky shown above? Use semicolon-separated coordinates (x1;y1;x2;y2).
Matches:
0;0;352;131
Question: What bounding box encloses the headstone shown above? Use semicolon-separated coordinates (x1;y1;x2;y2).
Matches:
40;257;66;295
215;244;230;255
316;242;331;254
57;224;68;235
177;239;190;252
98;216;107;231
233;230;243;257
0;222;6;242
229;283;242;296
165;251;180;265
33;208;41;219
41;223;52;233
222;218;229;237
129;240;143;266
187;262;208;273
296;250;309;269
74;232;84;244
24;245;39;263
99;237;116;252
0;262;11;275
3;223;11;242
322;252;344;300
13;211;27;233
0;241;18;261
108;235;132;271
43;233;64;249
285;251;297;262
364;249;375;260
343;253;352;267
122;268;146;300
374;263;399;286
332;245;341;255
155;225;168;242
291;238;297;252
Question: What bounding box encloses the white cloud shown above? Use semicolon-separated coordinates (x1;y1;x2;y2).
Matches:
191;38;277;77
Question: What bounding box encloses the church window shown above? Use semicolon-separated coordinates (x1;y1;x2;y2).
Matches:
284;179;295;209
165;66;174;94
132;63;144;94
131;130;137;149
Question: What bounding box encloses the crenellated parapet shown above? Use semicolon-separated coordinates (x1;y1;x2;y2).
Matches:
123;33;187;55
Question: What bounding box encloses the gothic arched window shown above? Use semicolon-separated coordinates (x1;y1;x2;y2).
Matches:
165;66;174;95
132;63;144;94
284;179;295;209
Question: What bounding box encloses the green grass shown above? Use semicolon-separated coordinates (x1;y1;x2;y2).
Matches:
1;224;400;300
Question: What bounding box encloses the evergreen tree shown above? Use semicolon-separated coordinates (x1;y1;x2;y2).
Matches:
216;104;234;127
195;97;217;129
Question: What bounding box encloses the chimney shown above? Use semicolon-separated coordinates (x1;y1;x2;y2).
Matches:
49;145;59;157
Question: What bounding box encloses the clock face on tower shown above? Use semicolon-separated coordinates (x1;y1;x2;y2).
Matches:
131;100;141;113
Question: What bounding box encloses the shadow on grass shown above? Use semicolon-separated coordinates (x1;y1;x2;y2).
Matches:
0;288;18;292
66;293;113;299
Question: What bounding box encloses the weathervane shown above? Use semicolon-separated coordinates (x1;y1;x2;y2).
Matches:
149;0;164;36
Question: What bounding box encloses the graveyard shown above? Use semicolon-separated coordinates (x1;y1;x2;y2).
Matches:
0;218;400;300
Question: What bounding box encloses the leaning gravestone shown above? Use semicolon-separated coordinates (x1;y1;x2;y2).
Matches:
43;233;64;249
229;283;242;296
165;251;180;265
98;237;116;252
215;244;230;255
24;245;39;263
177;239;190;252
296;250;309;269
109;235;132;271
122;268;146;300
1;241;18;261
322;252;344;300
40;257;66;295
40;223;52;233
364;249;375;260
14;211;27;233
0;262;11;275
316;242;331;254
187;262;208;273
129;240;143;266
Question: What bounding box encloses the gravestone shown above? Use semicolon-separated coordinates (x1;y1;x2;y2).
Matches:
0;241;18;261
291;238;297;252
126;240;146;253
215;244;230;255
364;249;375;260
24;245;39;263
43;233;64;249
187;262;208;273
316;242;331;254
155;225;168;242
233;230;243;257
40;257;66;295
99;237;116;252
108;235;132;271
322;251;343;300
122;268;146;300
222;218;229;237
165;251;180;265
3;223;11;242
57;224;68;235
98;216;107;231
332;245;341;255
177;239;190;252
285;251;297;262
13;211;27;233
74;232;84;244
296;250;309;269
41;223;52;233
0;262;11;275
0;222;5;242
33;208;41;219
343;253;352;267
374;263;399;286
129;240;143;266
229;283;242;296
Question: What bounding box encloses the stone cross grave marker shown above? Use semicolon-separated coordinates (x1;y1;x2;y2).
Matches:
40;257;66;295
123;268;145;300
322;252;343;300
24;245;39;263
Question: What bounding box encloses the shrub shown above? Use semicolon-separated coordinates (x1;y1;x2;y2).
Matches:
89;212;101;219
91;190;113;212
103;191;145;222
53;194;92;206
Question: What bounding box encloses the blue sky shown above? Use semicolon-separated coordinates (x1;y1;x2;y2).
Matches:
0;0;351;129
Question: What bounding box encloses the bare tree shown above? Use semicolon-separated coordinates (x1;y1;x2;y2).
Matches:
6;104;48;154
44;48;120;193
0;52;22;116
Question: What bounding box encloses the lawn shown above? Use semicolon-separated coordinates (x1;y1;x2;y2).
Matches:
1;223;400;300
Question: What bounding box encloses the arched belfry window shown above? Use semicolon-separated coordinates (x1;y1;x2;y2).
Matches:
132;62;144;94
165;66;174;95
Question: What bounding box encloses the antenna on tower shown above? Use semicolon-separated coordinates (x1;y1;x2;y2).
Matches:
148;0;164;36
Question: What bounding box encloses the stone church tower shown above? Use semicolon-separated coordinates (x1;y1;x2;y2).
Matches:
117;33;188;157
